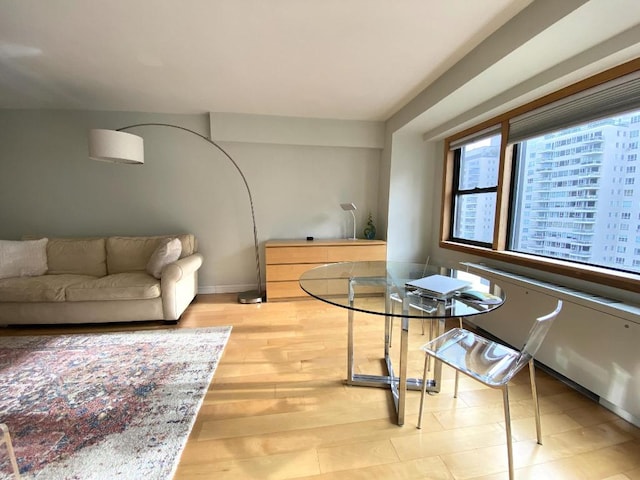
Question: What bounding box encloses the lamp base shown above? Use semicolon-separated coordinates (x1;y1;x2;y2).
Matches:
238;290;263;304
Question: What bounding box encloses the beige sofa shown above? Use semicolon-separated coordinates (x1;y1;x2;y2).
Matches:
0;234;202;325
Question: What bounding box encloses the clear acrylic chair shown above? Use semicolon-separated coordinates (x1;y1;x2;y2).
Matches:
0;424;20;478
417;300;563;480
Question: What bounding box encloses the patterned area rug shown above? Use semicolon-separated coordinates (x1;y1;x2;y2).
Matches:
0;326;231;479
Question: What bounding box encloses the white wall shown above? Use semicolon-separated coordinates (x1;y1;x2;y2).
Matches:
0;110;383;293
210;112;384;149
384;131;434;262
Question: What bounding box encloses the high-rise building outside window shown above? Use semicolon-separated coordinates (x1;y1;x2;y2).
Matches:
510;111;640;274
451;134;500;245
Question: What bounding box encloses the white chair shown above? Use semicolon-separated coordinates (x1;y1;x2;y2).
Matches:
0;424;20;478
417;300;563;480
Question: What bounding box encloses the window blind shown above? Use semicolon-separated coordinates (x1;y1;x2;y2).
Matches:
449;124;502;150
508;71;640;143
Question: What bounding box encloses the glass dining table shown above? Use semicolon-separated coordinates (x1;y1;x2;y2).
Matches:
299;260;505;426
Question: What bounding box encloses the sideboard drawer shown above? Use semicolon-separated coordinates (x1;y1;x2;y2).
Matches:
266;280;309;300
266;263;317;282
326;245;387;262
266;246;329;265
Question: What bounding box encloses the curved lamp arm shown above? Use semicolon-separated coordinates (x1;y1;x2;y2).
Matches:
88;123;263;304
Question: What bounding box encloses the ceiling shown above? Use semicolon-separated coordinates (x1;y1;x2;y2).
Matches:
1;0;640;132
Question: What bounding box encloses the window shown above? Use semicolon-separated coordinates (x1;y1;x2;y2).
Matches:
509;109;640;272
450;133;501;246
442;62;640;292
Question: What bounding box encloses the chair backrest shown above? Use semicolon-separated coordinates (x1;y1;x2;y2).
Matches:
515;300;563;370
421;256;431;276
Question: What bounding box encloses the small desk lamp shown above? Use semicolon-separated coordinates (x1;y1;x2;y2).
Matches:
88;124;263;304
340;203;357;240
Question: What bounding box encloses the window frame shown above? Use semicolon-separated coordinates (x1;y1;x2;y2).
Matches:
449;147;500;248
440;58;640;293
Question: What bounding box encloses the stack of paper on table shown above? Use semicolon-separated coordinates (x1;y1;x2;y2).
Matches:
405;274;471;299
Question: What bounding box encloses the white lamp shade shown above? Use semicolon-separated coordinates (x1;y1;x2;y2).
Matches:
88;129;144;164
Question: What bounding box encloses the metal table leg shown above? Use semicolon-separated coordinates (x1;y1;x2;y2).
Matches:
345;279;444;426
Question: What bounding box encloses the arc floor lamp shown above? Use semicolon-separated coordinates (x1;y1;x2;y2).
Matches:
88;124;263;304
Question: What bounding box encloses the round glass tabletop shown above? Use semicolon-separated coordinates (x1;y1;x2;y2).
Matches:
299;261;505;318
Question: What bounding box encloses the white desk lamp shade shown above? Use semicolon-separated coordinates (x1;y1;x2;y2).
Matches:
89;129;145;164
340;203;357;239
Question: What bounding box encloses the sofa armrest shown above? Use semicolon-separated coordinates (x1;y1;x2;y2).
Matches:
161;253;203;320
162;253;203;283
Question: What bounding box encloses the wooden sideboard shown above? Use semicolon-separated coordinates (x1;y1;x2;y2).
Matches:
265;239;387;301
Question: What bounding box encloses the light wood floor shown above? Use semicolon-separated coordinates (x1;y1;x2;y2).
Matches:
173;294;640;480
7;294;640;479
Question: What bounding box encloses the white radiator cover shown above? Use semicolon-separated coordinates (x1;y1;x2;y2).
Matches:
464;263;640;427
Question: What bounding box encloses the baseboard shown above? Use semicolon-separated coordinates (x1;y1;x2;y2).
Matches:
599;398;640;427
198;284;263;294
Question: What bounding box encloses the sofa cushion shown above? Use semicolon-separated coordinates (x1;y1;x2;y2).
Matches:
66;272;161;302
0;274;96;302
106;234;195;274
46;238;107;277
146;238;182;279
0;238;48;280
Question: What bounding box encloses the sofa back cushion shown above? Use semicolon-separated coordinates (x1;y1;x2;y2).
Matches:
106;234;196;274
47;238;107;277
